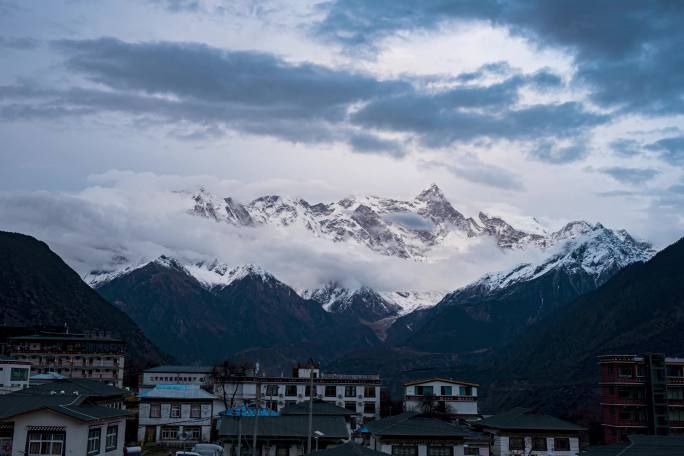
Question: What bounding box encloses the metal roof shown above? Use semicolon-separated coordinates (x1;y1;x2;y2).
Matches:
364;413;471;438
280;400;354;416
583;436;684;456
139;384;217;400
144;365;214;374
310;442;387;456
404;378;479;387
474;407;585;432
219;415;349;439
25;378;127;398
11;334;123;342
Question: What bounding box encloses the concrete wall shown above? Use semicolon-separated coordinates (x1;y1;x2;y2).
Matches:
490;434;579;456
10;410;125;456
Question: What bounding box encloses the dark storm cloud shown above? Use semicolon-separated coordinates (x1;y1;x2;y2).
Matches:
600;167;660;185
316;0;684;116
0;36;39;50
0;38;598;158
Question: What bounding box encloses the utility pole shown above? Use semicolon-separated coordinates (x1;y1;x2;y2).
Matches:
236;409;242;456
307;366;315;454
252;373;260;456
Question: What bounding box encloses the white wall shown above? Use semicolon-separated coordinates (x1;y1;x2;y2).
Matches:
11;410;125;456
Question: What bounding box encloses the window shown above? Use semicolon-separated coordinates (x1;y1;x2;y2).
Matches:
464;448;479;455
345;402;357;412
637;366;645;377
10;368;28;382
364;386;376;398
265;385;278;396
427;446;451;456
285;385;297;396
441;386;452;396
26;432;64;456
415;386;433;396
669;409;684;421
160;426;179;441
668;388;684;400
87;428;101;455
170;403;181;418
531;437;547;451
459;386;473;396
184;426;201;441
619;366;633;378
363;402;376;414
305;385;312;397
345;386;357;397
105;426;118;451
392;446;417;456
276;447;289;456
554;438;570;451
508;437;524;451
190;404;202;418
325;386;337;397
149;404;161;418
668;366;683;378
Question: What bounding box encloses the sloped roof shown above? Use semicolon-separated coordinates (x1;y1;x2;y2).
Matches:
280;400;354;416
582;435;684;456
139;384;216;400
404;378;479;387
365;413;469;437
475;407;585;432
25;378;126;398
310;442;387;456
46;404;129;421
219;415;348;439
144;365;213;374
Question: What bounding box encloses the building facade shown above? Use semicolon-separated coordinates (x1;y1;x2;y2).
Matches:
138;384;220;445
9;332;125;388
365;412;490;456
0;378;129;456
472;408;584;456
139;365;214;393
403;378;479;417
599;354;684;444
215;363;382;425
0;359;31;395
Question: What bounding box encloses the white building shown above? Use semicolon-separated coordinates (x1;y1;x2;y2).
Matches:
0;359;31;395
403;378;479;417
138;384;222;445
471;408;584;456
365;412;490;456
215;362;382;425
10;332;125;388
0;378;128;456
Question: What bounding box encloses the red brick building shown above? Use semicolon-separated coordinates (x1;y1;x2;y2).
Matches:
599;354;684;444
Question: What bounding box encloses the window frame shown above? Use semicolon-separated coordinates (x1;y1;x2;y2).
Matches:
26;431;65;456
531;437;547;451
391;445;417;456
105;425;118;451
325;386;337;397
170;403;181;418
554;437;571;451
160;426;179;441
149;403;161;418
87;428;101;456
285;385;297;397
190;404;202;418
427;445;451;456
344;386;357;398
508;436;524;451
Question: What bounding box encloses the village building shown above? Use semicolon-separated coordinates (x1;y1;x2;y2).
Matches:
0;378;128;456
138;384;222;445
0;359;31;395
9;332;125;388
310;442;388;456
364;412;490;456
583;434;684;455
598;353;684;444
217;400;351;456
403;379;479;418
471;407;584;456
214;362;382;424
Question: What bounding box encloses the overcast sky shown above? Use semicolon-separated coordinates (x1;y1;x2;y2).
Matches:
1;0;683;287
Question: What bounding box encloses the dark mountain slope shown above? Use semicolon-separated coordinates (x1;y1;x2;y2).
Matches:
0;231;167;369
97;260;381;365
482;236;684;420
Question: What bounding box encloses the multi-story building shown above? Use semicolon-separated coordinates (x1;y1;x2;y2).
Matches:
0;359;31;395
9;332;125;388
599;353;684;444
403;378;479;417
215;362;382;424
